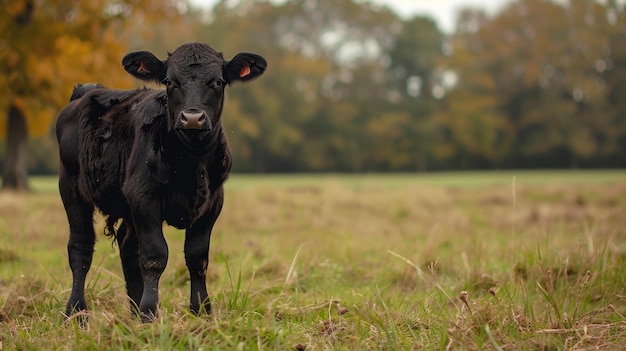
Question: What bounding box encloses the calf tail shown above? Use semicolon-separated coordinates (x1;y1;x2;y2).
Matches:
70;83;103;102
104;216;119;240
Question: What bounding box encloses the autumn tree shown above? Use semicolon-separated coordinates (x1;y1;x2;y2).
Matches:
441;0;626;168
381;16;445;170
0;0;185;190
60;0;624;173
436;7;512;168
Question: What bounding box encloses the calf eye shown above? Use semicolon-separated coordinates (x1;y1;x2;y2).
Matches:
164;79;180;90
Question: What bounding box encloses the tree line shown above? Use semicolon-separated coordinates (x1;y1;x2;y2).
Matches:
1;0;625;188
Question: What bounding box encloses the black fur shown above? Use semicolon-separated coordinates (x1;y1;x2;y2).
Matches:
56;42;266;322
69;83;103;101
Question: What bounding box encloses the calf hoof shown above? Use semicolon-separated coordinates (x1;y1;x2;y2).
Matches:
191;301;211;316
66;311;89;327
65;297;87;316
138;295;159;322
64;307;89;327
140;310;158;323
65;299;89;325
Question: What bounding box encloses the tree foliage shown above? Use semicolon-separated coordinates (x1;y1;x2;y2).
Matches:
2;0;626;178
0;0;186;189
0;0;170;136
442;0;626;168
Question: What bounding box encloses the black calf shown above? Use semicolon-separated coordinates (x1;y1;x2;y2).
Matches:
56;42;266;321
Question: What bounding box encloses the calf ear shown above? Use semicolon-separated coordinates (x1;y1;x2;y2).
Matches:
224;53;267;83
122;51;166;84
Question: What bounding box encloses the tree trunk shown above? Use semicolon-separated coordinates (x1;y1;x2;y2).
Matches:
1;104;29;191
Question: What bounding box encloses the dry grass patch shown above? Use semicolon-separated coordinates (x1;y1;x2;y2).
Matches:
1;172;626;349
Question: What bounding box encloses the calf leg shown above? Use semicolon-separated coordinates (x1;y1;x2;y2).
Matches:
127;204;168;322
116;220;143;315
59;171;95;319
184;225;212;315
136;229;168;322
185;192;223;315
65;214;95;318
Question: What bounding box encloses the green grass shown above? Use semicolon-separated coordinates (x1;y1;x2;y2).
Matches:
2;171;626;350
226;169;626;189
28;169;626;192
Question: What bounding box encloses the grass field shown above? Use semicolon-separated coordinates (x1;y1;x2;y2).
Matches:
1;170;625;350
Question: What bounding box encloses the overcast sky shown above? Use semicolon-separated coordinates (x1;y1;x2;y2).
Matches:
189;0;515;33
370;0;513;31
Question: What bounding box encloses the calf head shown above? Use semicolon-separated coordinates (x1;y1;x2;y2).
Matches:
122;42;266;144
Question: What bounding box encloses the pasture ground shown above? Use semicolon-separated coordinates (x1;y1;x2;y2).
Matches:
1;170;625;350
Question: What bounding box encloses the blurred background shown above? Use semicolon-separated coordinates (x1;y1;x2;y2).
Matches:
1;0;625;190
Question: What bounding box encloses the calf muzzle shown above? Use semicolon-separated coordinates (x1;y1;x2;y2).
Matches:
179;109;211;131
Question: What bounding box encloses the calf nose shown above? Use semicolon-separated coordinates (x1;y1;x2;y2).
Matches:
180;110;208;130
